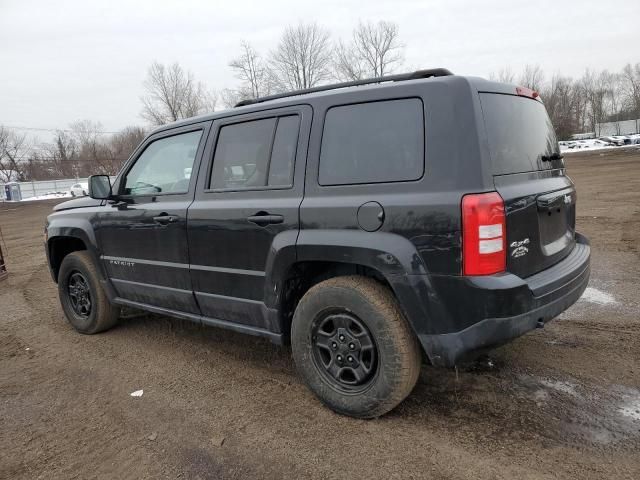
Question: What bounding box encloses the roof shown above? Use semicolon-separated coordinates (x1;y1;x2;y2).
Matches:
149;69;523;137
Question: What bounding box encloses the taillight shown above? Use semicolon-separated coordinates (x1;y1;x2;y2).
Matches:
516;86;539;99
462;192;506;275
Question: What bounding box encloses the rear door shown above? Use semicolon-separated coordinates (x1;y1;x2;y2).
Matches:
479;92;575;278
187;105;311;330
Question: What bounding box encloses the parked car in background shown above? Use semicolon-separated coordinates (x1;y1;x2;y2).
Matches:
599;136;625;146
70;182;88;197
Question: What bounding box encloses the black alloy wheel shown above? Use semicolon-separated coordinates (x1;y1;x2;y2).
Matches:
67;271;92;317
311;310;378;392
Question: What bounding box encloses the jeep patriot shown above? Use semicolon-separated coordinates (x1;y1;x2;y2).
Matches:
46;69;590;418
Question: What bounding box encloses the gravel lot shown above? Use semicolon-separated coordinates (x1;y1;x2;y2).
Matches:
1;149;639;479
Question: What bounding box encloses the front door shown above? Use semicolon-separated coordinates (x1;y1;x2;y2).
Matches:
96;122;210;314
187;106;311;331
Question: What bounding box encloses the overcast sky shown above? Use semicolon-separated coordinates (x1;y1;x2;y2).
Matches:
1;0;638;141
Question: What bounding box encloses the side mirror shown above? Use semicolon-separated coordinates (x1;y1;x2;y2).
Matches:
88;175;113;200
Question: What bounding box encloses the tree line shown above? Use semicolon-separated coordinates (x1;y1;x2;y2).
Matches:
2;20;639;183
491;64;640;140
0;123;145;183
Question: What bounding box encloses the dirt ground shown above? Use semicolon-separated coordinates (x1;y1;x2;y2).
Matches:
1;149;639;480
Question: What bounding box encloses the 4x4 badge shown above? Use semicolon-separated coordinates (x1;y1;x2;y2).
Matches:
510;238;530;258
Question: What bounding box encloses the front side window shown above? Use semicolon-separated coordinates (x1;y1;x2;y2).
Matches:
124;130;202;195
319;98;424;186
210;115;300;190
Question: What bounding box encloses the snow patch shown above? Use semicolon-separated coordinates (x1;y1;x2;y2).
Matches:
619;398;640;421
579;287;617;305
540;379;579;397
21;192;72;202
130;389;143;397
532;389;549;404
561;136;640;153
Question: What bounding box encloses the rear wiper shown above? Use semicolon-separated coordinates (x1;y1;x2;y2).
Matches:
541;152;564;162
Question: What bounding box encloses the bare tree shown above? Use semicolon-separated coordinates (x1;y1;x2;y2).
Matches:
581;69;611;135
604;72;624;132
141;62;215;125
219;88;244;109
540;74;585;140
621;63;640;118
334;21;403;81
269;22;333;91
70;120;119;175
22;133;75;181
490;67;516;84
518;64;545;91
0;127;30;182
333;41;367;81
229;41;272;99
102;126;147;174
0;117;149;181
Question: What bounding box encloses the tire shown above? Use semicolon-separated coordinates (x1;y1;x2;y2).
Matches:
82;190;87;196
58;251;120;334
71;191;76;197
291;275;421;418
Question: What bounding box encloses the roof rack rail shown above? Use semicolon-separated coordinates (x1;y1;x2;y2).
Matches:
234;68;453;107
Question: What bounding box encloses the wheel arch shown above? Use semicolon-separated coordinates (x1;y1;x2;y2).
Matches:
46;220;101;283
264;230;437;356
47;235;88;281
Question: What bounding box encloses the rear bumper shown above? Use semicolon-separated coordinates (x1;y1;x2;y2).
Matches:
420;233;590;367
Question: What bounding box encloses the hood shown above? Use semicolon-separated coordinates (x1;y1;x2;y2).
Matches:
53;196;103;212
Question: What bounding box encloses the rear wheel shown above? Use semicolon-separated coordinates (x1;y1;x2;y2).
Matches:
291;275;421;418
58;251;120;334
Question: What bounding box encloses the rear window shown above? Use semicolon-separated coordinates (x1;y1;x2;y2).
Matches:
480;93;562;175
319;98;424;186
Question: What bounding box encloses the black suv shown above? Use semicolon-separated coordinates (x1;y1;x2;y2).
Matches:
46;69;590;418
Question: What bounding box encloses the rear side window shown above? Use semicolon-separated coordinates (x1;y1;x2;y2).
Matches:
210;115;299;190
319;99;424;186
268;116;299;187
480;93;562;175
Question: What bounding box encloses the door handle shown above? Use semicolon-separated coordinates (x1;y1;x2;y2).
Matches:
152;214;179;225
247;212;284;226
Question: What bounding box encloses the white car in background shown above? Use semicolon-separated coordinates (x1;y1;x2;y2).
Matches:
70;182;89;197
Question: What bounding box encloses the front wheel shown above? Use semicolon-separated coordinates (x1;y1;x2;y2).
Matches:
291;276;421;418
58;251;120;334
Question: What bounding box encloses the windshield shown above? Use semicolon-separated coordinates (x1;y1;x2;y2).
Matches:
480;93;562;175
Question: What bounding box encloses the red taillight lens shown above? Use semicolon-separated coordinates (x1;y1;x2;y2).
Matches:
462;192;506;275
516;86;539;99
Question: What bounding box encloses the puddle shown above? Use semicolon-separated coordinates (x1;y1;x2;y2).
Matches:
418;358;640;449
517;374;640;447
